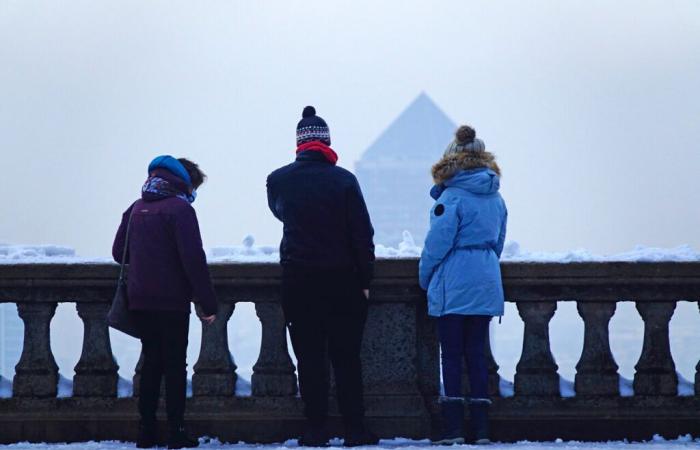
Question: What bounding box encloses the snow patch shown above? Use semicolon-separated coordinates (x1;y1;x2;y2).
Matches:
499;377;515;397
559;376;576;398
2;436;700;449
375;231;422;258
117;377;132;398
0;376;11;398
0;244;80;263
235;377;252;397
677;372;694;396
57;374;73;398
619;376;634;397
501;242;700;263
209;235;279;263
0;244;110;265
1;238;699;264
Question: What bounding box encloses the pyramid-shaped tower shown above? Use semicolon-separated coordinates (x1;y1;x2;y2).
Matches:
356;93;456;247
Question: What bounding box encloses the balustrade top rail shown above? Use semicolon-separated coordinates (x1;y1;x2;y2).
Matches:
0;260;698;302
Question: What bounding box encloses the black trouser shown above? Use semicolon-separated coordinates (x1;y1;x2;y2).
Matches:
133;310;190;426
282;268;369;426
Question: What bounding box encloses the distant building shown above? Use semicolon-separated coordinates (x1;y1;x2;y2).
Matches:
0;304;23;379
355;93;456;247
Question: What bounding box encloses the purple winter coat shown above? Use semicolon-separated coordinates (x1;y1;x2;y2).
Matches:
112;172;218;316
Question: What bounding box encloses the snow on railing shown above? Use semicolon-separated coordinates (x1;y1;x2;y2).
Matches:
2;234;699;264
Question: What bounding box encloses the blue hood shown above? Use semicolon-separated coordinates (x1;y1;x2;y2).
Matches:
444;168;500;195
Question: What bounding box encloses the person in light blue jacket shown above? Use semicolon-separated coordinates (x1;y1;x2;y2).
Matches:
419;125;507;446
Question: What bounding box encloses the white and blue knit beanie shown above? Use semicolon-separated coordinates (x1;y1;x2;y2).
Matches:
296;106;331;146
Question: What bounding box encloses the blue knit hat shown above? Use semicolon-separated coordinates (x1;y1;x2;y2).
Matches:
296;106;331;146
148;155;192;186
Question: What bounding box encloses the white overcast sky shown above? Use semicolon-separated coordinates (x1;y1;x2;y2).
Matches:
1;0;698;256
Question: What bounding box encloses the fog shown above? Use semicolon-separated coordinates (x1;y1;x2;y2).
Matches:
1;0;698;256
1;0;700;389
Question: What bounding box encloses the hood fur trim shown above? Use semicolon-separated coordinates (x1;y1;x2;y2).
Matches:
431;151;501;185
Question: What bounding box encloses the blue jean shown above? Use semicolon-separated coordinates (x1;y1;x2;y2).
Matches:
438;314;491;399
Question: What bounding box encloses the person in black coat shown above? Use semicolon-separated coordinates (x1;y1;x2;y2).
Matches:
266;106;377;447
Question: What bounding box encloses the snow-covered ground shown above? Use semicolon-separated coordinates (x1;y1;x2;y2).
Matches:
1;436;700;450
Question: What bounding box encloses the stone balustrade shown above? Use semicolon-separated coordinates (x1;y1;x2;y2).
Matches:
0;260;699;443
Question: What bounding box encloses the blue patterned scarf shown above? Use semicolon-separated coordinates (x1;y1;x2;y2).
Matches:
142;176;196;203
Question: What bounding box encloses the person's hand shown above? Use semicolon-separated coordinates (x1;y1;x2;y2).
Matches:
362;289;370;300
199;314;216;325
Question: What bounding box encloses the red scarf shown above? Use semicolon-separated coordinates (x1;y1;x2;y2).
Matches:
296;141;338;165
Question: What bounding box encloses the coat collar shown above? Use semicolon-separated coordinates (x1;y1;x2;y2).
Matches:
296;149;334;164
431;151;501;185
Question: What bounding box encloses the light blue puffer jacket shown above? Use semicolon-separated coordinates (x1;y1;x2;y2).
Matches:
419;160;507;317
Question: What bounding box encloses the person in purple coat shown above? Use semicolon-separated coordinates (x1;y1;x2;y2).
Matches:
112;156;217;449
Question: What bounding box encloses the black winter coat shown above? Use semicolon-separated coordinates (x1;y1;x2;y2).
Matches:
266;150;375;288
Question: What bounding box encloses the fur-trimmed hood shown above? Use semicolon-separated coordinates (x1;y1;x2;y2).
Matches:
431;151;501;185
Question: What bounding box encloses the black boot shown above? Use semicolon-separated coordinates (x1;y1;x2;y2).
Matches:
431;398;465;445
298;421;330;447
136;420;158;449
343;420;379;447
469;401;491;445
167;424;199;449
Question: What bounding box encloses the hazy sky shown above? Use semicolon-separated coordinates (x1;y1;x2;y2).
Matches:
1;0;698;256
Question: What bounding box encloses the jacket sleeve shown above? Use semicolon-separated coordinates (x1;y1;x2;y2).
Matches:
112;204;134;263
266;176;281;221
419;196;460;290
347;178;375;289
494;207;508;258
173;205;218;316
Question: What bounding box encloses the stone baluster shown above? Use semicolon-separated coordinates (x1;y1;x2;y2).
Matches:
634;302;677;396
575;302;619;396
514;302;559;396
252;302;297;396
192;302;237;396
13;303;59;398
73;303;119;397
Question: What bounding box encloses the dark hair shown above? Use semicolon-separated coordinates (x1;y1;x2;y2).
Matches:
178;158;207;189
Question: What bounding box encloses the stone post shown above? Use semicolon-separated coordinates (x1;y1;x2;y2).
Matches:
361;302;421;396
193;302;237;396
73;302;119;397
634;302;677;396
251;302;297;396
575;302;619;396
13;302;59;398
514;302;559;396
